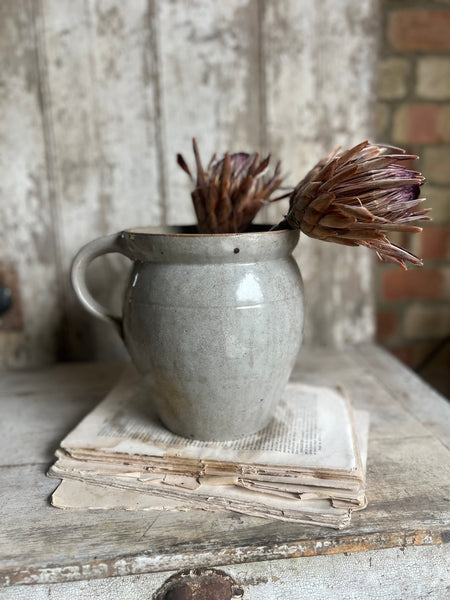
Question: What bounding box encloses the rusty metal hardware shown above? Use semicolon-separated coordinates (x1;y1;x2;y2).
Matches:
153;567;244;600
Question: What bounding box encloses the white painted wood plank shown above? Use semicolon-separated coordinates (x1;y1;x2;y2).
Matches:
0;390;106;466
158;0;262;225
1;347;449;588
42;0;163;253
1;545;449;599
294;347;437;442
0;1;61;367
263;0;378;347
227;546;450;600
41;0;163;360
0;361;122;396
351;344;450;449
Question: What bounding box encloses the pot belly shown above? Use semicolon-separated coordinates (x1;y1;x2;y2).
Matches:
124;294;304;441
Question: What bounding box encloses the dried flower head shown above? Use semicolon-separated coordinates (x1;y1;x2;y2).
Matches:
284;141;429;269
177;139;285;233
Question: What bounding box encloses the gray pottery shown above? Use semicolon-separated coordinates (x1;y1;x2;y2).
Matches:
71;225;304;441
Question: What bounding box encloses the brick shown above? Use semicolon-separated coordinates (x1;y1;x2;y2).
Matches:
422;146;450;184
392;104;450;144
393;103;450;144
417;58;450;99
392;104;440;144
377;58;410;100
438;105;450;142
388;10;450;52
376;308;398;342
392;106;408;144
382;267;450;301
422;186;450;223
421;225;450;260
403;304;450;339
375;102;390;138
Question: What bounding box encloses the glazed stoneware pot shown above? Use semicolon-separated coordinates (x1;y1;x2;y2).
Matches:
71;225;304;441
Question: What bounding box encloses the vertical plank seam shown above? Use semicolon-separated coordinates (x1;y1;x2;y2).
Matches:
31;0;68;354
257;0;269;223
84;0;111;236
369;0;381;141
257;0;267;155
146;0;168;226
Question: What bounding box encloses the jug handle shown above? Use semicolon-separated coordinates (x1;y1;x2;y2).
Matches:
71;233;128;337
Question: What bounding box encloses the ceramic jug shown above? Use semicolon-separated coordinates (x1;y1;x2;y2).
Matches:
71;225;304;441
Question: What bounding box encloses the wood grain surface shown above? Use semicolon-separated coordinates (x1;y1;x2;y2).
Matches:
1;345;449;589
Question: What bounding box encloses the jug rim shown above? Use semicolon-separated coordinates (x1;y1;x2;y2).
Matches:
118;225;300;263
123;224;291;238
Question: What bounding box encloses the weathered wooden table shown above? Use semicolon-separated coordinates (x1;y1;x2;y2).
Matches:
1;344;449;599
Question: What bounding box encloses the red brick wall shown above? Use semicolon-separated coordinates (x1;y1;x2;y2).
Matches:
376;1;450;390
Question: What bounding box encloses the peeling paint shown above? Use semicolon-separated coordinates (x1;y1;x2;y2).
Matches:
1;529;444;588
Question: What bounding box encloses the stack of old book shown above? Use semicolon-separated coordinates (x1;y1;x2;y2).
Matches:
48;367;369;529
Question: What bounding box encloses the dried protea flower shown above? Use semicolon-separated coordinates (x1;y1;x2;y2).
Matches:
177;139;285;233
282;141;430;269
